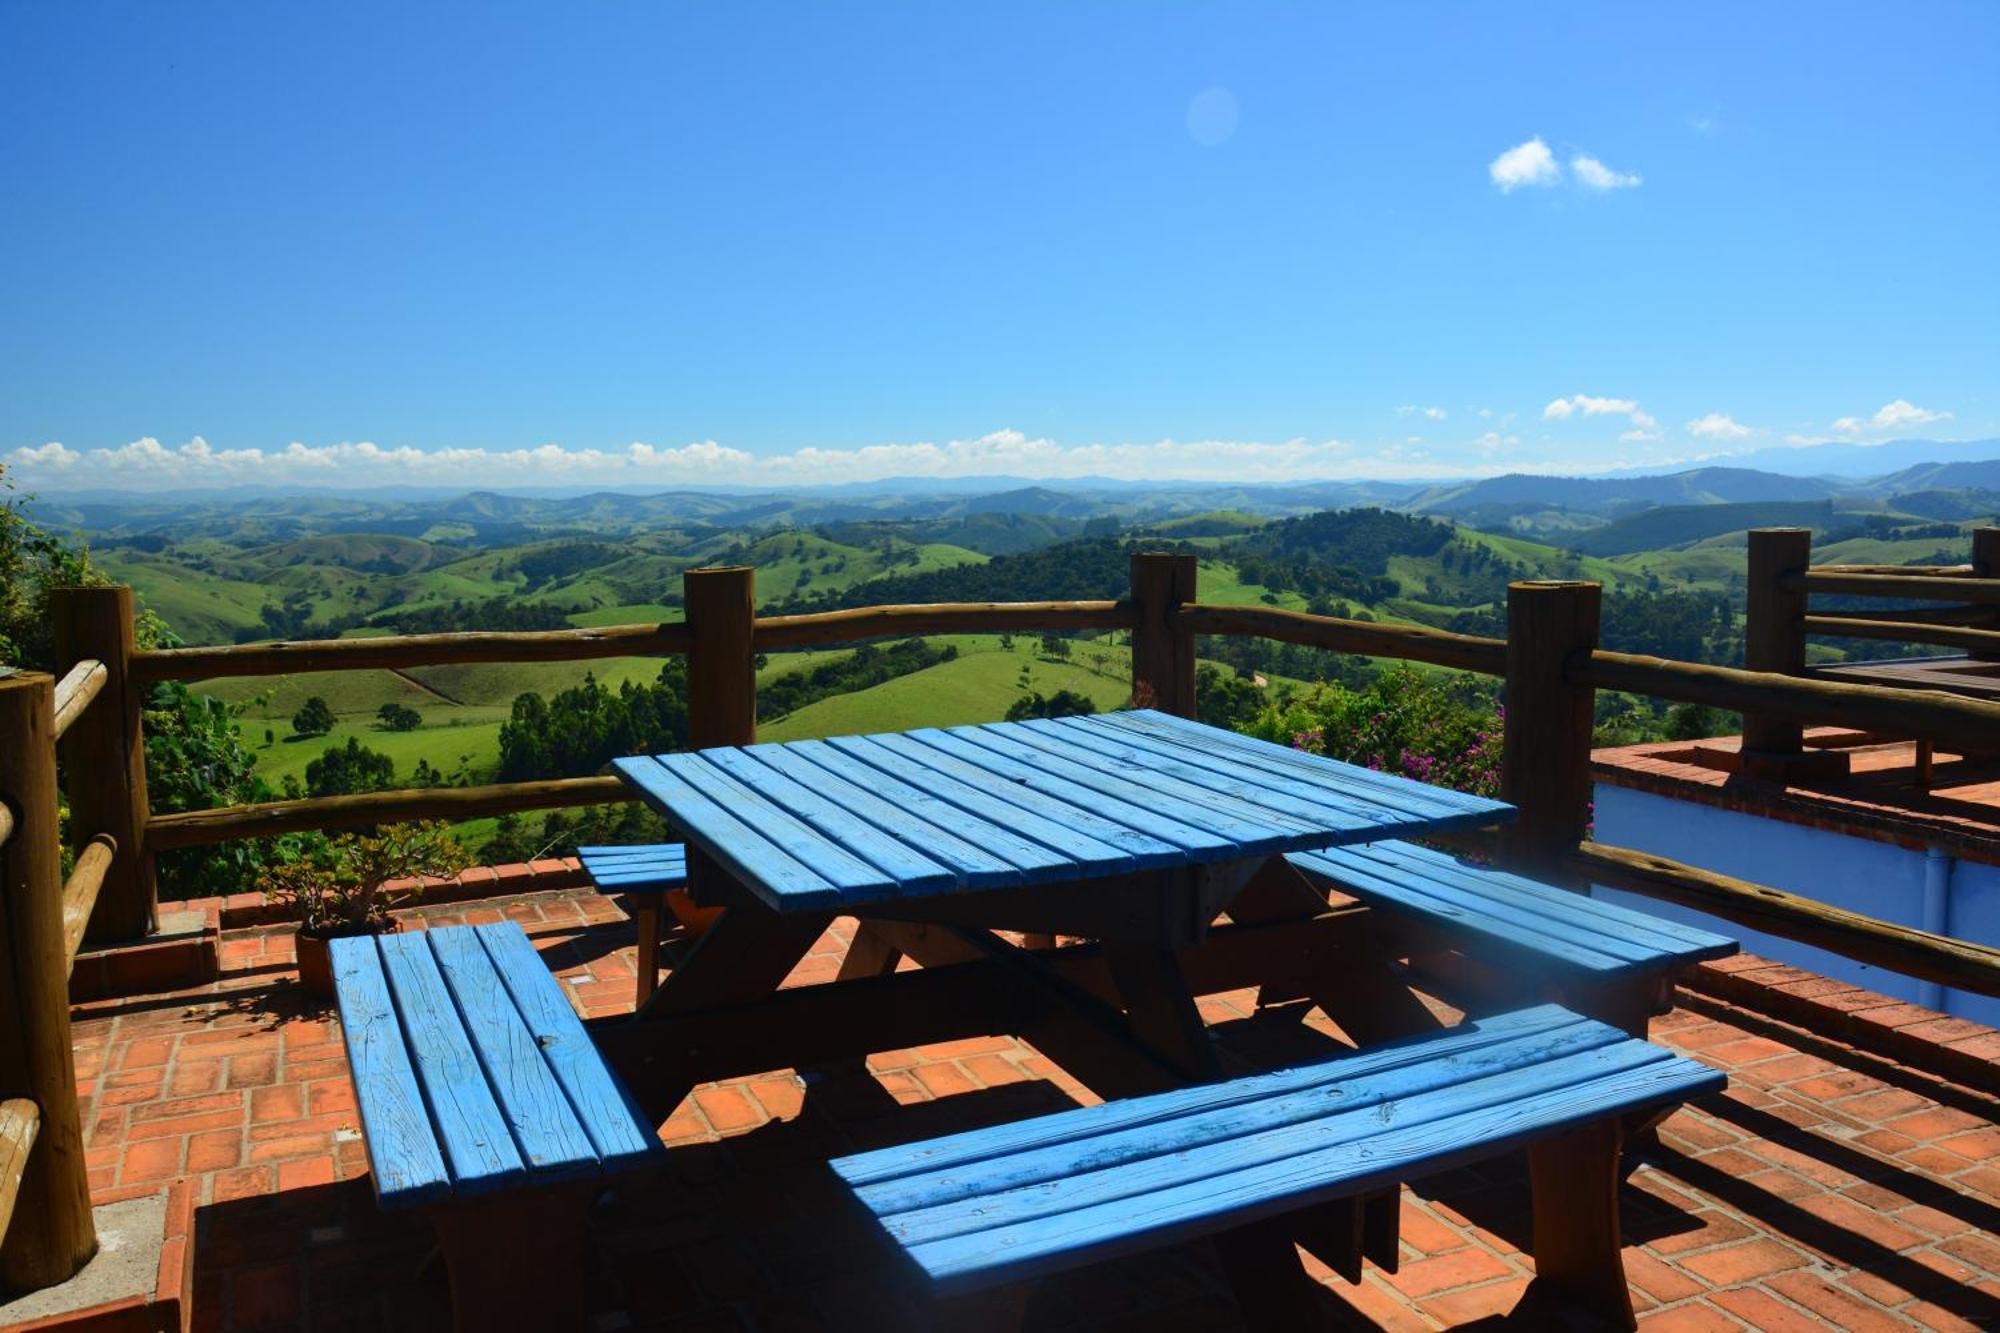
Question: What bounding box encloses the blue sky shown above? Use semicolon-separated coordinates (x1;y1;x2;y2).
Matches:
3;2;1995;490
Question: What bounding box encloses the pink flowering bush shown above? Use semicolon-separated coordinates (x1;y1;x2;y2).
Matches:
1244;664;1502;798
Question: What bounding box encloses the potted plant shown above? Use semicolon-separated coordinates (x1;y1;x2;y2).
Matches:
262;822;470;999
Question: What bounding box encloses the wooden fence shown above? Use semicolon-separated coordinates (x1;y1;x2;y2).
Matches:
7;549;2000;1294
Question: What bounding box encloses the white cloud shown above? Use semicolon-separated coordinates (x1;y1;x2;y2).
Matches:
1490;137;1561;191
1571;154;1641;190
1398;405;1448;420
1833;399;1954;436
5;429;1512;491
1543;394;1658;430
1620;429;1665;443
1687;412;1755;440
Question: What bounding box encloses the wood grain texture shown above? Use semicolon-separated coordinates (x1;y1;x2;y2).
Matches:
59;834;115;973
756;600;1132;650
134;620;692;681
1570;840;2000;998
0;673;96;1290
1130;552;1197;717
49;659;105;741
53;586;154;942
0;1099;40;1253
328;922;663;1209
1797;569;2000;604
831;1004;1723;1294
1803;616;2000;653
1571;649;2000;752
1174;603;1508;676
1503;581;1601;875
1745;528;1813;755
614;713;1514;913
578;843;688;892
147;775;629;849
1288;840;1737;979
328;935;454;1207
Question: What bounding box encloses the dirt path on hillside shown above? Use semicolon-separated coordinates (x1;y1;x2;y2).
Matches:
392;669;464;707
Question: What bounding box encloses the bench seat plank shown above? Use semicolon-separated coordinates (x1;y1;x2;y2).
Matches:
578;844;687;892
1287;840;1738;978
329;939;452;1206
375;932;528;1196
831;1005;1723;1294
330;922;664;1210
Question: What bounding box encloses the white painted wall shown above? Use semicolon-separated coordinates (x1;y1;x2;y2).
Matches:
1591;782;2000;1028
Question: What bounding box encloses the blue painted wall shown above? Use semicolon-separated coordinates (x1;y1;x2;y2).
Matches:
1592;783;2000;1028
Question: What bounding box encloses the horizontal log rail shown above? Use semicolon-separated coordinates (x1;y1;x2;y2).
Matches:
1792;570;2000;604
60;836;114;974
1804;615;2000;653
133;622;695;682
755;600;1133;650
0;1098;40;1249
1813;563;1975;576
1570;649;2000;751
1572;841;2000;999
1175;603;1509;676
146;776;630;849
1802;604;1994;628
50;660;106;741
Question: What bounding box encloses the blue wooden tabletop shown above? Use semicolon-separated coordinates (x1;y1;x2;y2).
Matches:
612;709;1516;914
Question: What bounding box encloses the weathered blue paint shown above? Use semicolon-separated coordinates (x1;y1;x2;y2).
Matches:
831;1004;1724;1294
1290;840;1737;980
578;843;687;893
328;922;664;1210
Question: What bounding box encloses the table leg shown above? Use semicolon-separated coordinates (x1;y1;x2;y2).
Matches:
616;905;833;1122
1522;1118;1636;1330
1096;939;1326;1325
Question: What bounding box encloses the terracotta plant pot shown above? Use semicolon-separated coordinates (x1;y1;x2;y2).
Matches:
295;918;401;1000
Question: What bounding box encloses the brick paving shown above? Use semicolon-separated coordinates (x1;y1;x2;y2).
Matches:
66;885;2000;1332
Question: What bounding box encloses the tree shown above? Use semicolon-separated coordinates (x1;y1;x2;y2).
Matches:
304;737;396;797
1005;690;1097;722
1039;633;1071;660
377;702;422;732
293;695;335;737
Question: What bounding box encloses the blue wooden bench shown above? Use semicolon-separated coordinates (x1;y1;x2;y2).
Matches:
1285;840;1738;1034
832;1003;1722;1327
329;921;665;1333
578;844;690;1004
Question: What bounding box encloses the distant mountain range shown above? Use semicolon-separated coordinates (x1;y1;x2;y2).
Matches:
26;437;2000;552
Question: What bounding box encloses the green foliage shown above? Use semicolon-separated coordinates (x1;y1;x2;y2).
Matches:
377;702;422;731
757;639;956;720
0;466;99;669
304;737;396;797
146;680;297;901
482;803;674;865
292;695;335;737
1247;664;1502;797
1193;664;1266;731
259;822;470;932
1004;689;1097;721
496;661;691;780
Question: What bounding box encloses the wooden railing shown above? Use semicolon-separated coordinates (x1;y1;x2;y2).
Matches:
9;549;2000;1294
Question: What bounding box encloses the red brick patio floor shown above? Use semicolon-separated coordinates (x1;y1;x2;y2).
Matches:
69;886;2000;1332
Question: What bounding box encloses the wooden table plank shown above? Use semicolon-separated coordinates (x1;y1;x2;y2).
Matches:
376;932;528;1195
656;752;904;899
950;724;1306;851
1083;713;1473;827
614;755;846;909
328;938;452;1206
745;742;1040;887
479;925;662;1169
831;733;1162;874
1107;710;1512;825
426;927;602;1179
902;728;1242;857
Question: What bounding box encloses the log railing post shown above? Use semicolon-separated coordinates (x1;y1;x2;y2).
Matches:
1970;528;2000;661
1742;528;1812;758
646;566;758;981
1130;551;1197;718
52;585;155;941
0;673;97;1288
1501;582;1601;879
